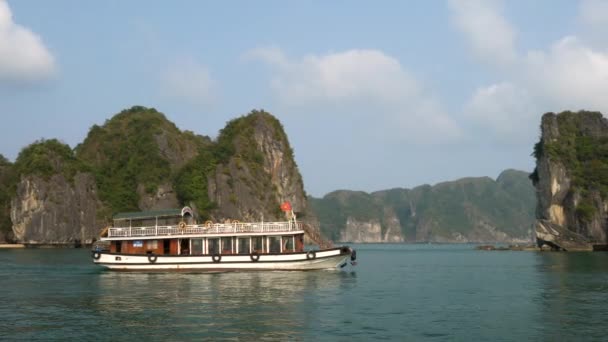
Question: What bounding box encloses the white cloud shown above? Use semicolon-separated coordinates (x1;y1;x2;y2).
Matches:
448;0;517;67
464;82;539;140
524;36;608;113
247;47;461;143
160;59;216;106
249;48;417;106
0;0;56;83
451;0;608;142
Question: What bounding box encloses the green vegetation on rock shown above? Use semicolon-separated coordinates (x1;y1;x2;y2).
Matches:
199;110;301;219
76;106;206;213
172;110;271;219
14;139;89;182
174;147;217;219
532;111;608;222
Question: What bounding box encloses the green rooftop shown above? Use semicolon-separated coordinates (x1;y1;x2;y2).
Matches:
113;208;183;220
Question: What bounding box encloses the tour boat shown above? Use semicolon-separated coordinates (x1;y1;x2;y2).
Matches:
91;206;356;271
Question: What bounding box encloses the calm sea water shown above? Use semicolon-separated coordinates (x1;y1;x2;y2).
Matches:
1;244;608;341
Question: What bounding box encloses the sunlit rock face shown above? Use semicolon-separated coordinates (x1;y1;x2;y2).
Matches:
11;173;101;245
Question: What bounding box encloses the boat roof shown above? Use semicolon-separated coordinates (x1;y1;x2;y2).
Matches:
113;208;183;220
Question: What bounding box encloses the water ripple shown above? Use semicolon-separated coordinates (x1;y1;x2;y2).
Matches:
2;246;608;340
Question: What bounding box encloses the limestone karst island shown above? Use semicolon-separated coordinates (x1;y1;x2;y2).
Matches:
1;107;607;252
532;111;608;251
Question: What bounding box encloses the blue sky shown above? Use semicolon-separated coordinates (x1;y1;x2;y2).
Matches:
1;0;607;196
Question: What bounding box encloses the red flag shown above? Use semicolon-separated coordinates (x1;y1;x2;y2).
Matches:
280;201;292;212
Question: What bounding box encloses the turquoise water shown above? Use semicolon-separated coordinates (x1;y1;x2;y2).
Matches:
1;244;608;341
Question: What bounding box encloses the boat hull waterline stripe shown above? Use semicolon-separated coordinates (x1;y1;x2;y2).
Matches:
94;250;351;270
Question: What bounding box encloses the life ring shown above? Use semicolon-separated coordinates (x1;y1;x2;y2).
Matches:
92;251;101;260
178;221;187;230
306;251;316;260
212;254;222;263
205;220;213;228
250;252;260;262
232;220;240;224
148;254;158;263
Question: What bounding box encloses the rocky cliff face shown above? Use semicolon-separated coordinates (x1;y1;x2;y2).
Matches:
0;154;13;243
532;111;608;250
10;173;101;245
311;170;535;243
208;110;307;221
340;208;404;243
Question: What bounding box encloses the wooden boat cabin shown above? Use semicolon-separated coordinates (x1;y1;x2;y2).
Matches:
104;207;305;257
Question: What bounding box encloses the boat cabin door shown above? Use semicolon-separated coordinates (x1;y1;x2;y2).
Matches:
179;239;190;255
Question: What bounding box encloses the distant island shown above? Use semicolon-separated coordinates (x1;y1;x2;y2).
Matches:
309;169;535;243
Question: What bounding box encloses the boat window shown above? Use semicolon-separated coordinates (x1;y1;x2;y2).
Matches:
237;238;250;254
221;237;233;255
252;237;264;253
282;236;294;252
208;238;220;255
269;236;280;254
191;239;203;255
146;240;158;250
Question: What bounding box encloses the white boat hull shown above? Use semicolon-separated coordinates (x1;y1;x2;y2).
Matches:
93;247;353;271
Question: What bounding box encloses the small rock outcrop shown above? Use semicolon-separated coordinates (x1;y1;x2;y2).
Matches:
531;111;608;250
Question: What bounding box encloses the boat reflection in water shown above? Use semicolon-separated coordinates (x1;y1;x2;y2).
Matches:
94;270;357;339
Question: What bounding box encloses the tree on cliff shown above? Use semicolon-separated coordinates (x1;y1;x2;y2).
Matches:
14;139;89;181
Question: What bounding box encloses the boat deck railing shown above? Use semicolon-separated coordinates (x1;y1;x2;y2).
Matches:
107;221;303;238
